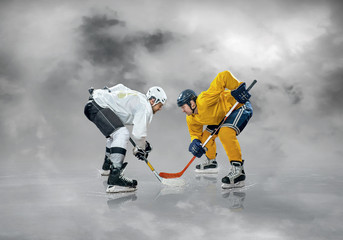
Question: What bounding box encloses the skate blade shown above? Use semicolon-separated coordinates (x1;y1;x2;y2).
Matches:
221;181;245;189
100;170;110;176
106;185;137;193
194;168;218;174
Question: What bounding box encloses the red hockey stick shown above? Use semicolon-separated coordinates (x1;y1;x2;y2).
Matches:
159;80;257;179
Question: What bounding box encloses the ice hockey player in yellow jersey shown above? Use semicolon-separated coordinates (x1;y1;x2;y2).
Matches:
177;70;253;189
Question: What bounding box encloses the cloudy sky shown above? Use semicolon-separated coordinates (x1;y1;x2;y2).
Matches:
0;0;343;238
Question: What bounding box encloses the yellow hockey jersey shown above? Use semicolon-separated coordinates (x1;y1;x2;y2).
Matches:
186;70;243;141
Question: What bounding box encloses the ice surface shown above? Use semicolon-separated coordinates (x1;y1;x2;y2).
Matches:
1;162;343;240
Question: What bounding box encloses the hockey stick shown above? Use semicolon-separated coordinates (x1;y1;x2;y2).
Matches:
129;138;185;186
159;80;257;179
129;138;163;183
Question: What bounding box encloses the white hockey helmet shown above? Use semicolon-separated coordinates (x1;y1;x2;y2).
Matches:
146;86;167;106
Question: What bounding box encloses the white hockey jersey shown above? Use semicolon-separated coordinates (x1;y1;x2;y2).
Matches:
92;84;153;148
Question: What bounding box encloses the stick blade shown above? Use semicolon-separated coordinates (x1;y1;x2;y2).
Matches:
161;178;185;187
159;172;182;179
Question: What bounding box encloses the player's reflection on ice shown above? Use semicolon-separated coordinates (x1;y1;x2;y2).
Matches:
195;174;217;184
103;175;252;211
195;173;247;210
222;190;246;211
107;192;137;208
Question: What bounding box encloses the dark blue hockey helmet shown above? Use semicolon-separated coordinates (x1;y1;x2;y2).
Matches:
177;89;197;107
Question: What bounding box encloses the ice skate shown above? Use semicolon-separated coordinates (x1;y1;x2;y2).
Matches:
195;156;218;174
221;161;245;189
100;156;112;176
106;162;137;193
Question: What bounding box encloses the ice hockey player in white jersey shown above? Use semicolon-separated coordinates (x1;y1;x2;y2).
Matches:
84;84;167;193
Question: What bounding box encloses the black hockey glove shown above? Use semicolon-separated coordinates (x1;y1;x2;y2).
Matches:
133;141;152;161
133;147;148;161
231;83;251;103
145;141;152;153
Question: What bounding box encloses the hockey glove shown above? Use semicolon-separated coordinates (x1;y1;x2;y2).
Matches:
189;139;206;158
145;141;152;153
133;147;148;161
231;83;251;103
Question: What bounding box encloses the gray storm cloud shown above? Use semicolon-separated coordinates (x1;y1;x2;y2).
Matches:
77;13;174;88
